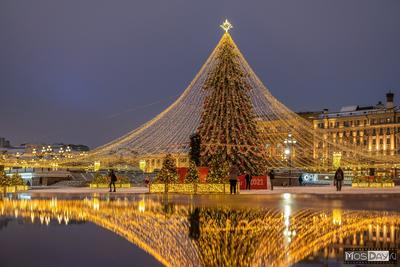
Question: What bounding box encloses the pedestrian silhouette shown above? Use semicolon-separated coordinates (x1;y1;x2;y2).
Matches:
245;172;252;190
334;167;344;191
109;169;117;192
229;165;239;194
268;169;275;190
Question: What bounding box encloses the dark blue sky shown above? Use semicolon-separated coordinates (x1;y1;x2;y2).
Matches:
1;0;399;148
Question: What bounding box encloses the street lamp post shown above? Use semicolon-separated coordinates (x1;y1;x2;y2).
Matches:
284;133;297;186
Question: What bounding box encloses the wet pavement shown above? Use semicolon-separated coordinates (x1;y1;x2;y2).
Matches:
1;191;400;266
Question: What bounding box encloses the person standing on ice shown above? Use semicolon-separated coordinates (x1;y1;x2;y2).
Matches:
229;165;239;194
268;169;275;191
109;169;117;192
334;167;344;191
245;171;252;190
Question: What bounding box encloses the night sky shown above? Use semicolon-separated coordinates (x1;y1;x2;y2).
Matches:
1;0;399;148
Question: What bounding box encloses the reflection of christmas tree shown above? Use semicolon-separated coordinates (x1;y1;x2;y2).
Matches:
185;160;199;183
188;207;200;240
194;207;269;267
156;154;178;183
197;33;266;175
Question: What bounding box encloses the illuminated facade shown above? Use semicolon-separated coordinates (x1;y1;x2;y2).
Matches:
140;153;189;173
300;92;399;168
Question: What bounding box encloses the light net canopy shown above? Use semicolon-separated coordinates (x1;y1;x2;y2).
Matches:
82;24;398;170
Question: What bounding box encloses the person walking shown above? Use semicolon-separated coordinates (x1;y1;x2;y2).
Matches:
245;172;252;190
229;165;239;194
268;169;275;191
109;169;117;192
298;173;303;186
334;167;344;191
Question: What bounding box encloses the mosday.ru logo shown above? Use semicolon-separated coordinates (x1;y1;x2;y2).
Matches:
368;251;389;261
344;248;397;264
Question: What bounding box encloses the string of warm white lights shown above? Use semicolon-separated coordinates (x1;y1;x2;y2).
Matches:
82;29;397;170
2;21;398;170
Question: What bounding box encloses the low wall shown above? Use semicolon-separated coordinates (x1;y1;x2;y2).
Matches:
89;183;131;189
352;182;395;188
149;183;238;194
1;185;29;193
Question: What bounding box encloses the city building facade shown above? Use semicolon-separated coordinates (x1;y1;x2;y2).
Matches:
305;92;399;159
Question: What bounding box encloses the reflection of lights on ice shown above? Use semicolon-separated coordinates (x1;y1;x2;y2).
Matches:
283;204;291;236
92;198;100;210
283;203;295;249
139;200;146;213
284;229;296;237
332;209;342;225
284;205;291;217
57;214;63;224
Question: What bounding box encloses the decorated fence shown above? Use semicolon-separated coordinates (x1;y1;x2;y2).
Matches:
149;183;238;194
1;185;29;194
352;176;395;188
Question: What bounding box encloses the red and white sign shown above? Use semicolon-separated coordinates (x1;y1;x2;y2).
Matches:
177;168;268;189
238;175;268;190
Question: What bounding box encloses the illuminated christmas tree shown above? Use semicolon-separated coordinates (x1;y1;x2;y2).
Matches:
206;151;230;183
189;133;201;167
197;24;267;175
11;173;24;185
184;160;199;183
0;172;24;186
156;154;178;183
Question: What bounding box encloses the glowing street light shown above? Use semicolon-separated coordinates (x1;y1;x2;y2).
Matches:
284;133;297;186
284;148;290;156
